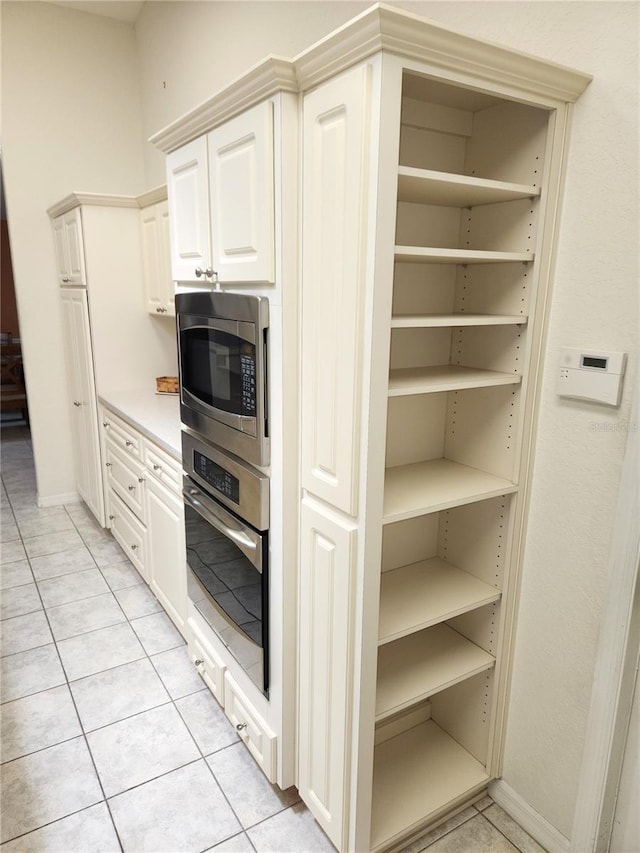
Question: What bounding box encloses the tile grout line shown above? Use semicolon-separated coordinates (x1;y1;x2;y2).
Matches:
0;477;126;853
3;442;294;853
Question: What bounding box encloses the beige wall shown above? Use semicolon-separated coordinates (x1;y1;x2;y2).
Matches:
0;1;145;499
1;0;637;841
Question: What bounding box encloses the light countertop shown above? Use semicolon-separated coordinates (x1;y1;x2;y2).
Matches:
98;389;181;460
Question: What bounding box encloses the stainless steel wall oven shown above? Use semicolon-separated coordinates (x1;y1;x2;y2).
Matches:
182;431;269;695
176;292;269;467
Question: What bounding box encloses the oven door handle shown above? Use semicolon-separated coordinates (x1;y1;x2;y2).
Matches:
183;488;258;552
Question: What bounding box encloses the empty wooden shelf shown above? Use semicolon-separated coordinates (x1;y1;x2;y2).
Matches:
397;166;540;208
388;365;521;396
394;246;534;265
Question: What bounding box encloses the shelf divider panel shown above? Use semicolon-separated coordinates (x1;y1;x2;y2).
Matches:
383;459;517;523
379;557;501;644
397;166;540;207
388;365;521;395
394;246;533;265
391;314;527;328
376;622;495;721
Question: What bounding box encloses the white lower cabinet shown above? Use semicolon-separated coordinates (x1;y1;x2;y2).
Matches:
146;473;186;633
100;406;186;634
224;671;277;783
108;490;148;581
298;497;358;850
189;616;226;706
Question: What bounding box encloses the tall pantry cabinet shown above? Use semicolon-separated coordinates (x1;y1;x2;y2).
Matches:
296;7;591;852
49;194;178;525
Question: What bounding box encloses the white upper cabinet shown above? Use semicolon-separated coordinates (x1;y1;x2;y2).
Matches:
301;65;372;517
52;208;86;286
208;101;275;283
166;136;213;283
166;102;275;285
140;199;175;316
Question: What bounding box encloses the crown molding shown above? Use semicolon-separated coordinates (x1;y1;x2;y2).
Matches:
136;185;167;208
150;55;298;153
47;192;139;218
293;4;592;104
148;3;591;155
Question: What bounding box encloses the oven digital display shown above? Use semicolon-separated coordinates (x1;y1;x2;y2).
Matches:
193;450;240;504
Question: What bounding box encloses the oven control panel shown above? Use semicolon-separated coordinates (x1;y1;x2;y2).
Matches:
194;450;240;504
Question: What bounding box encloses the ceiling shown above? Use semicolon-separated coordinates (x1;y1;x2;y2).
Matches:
44;1;145;23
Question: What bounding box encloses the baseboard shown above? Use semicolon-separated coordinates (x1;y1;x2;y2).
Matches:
489;779;570;853
37;492;81;508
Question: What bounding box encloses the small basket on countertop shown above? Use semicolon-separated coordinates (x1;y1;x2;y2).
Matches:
156;376;179;395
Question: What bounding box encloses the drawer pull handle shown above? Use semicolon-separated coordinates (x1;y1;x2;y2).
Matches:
194;659;204;667
131;544;138;551
128;484;136;491
236;722;247;732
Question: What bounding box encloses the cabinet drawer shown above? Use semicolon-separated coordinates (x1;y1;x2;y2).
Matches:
143;440;182;494
188;617;225;707
105;441;146;522
108;489;147;580
101;409;142;458
224;671;276;782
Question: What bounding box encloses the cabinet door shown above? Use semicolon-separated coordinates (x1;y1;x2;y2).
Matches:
146;473;186;633
157;201;175;315
141;201;175;317
207;102;275;283
301;65;372;516
298;497;358;850
60;288;104;525
140;203;164;315
166;137;212;282
52;209;86;286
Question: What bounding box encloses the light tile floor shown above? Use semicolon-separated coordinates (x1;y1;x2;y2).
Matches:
0;427;546;853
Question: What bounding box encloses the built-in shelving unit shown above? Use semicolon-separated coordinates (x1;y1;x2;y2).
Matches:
370;66;553;852
298;10;590;851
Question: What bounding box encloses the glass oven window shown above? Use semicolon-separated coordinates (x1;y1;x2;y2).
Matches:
181;327;256;416
185;504;264;646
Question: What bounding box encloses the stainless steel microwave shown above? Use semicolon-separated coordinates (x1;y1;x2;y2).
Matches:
176;292;269;466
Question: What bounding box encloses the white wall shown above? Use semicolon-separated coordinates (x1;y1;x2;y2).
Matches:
137;0;638;839
0;1;145;500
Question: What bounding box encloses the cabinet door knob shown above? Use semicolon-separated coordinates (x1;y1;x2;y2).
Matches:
131;544;138;551
138;477;145;484
155;306;168;314
105;462;112;468
153;464;161;471
108;514;115;521
128;484;136;491
205;267;215;279
194;266;205;278
194;659;204;667
61;276;70;283
73;400;81;407
103;421;110;428
125;440;132;447
236;722;247;732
